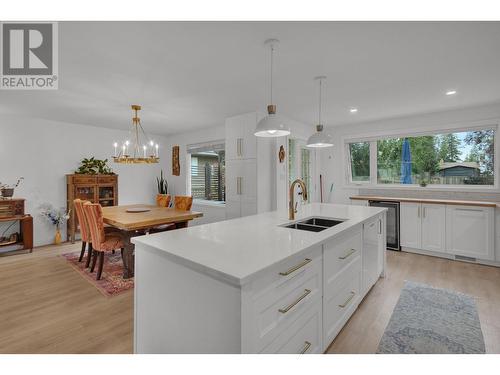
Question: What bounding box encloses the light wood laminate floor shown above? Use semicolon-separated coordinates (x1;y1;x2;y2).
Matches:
0;243;499;353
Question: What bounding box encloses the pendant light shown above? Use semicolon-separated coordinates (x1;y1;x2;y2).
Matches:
254;39;290;137
307;76;333;148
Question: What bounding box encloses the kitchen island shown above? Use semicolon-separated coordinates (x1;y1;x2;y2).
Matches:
132;203;387;354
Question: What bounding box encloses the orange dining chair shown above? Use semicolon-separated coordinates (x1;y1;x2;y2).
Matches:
73;199;93;267
149;195;193;234
173;195;193;211
156;194;171;208
83;203;124;280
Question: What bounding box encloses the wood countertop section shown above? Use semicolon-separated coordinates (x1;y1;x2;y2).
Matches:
350;195;499;208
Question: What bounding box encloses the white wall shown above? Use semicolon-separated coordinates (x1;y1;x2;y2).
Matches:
319;102;500;204
0;114;168;246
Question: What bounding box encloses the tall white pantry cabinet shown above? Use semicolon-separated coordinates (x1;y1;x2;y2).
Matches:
225;112;273;219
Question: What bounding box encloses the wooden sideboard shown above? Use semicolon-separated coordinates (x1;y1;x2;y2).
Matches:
0;199;33;254
66;174;118;243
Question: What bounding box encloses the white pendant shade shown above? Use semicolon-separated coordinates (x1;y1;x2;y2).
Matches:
255;39;290;138
307;126;333;148
255;112;290;137
307;76;333;148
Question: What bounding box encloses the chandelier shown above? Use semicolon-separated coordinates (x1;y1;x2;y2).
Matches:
113;105;159;164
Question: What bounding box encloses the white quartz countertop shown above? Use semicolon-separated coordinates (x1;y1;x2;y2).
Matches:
132;203;386;286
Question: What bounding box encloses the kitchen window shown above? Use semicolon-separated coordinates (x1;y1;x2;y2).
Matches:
345;126;496;188
187;141;225;202
347;142;370;183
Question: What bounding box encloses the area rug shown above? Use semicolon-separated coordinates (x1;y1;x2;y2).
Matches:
61;251;134;297
377;281;485;354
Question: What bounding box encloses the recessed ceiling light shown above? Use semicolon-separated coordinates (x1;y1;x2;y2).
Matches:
350;108;358;113
446;90;457;96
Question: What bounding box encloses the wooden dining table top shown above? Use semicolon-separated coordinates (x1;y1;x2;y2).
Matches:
102;204;203;231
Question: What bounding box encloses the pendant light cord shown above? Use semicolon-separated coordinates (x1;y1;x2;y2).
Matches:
270;43;274;104
318;78;322;125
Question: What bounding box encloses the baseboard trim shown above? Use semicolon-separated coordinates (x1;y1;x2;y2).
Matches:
401;247;500;268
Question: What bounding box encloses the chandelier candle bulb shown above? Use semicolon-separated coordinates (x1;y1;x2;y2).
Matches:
143;145;147;158
113;142;118;157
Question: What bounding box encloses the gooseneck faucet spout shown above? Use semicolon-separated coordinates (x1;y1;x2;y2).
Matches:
289;178;308;220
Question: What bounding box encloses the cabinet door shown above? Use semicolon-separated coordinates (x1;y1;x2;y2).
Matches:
225;200;241;220
400;202;422;249
421;204;446;252
362;217;383;296
446;205;494;260
240;159;257;201
225;159;242;202
240;112;257;159
225;116;242;160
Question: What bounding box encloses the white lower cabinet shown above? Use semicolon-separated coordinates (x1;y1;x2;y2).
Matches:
400;202;422;249
242;221;386;353
446;205;494;260
362;216;385;296
421;204;446;252
401;202;446;252
400;202;495;261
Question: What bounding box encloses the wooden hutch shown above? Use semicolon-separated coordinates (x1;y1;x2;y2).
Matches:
66;174;118;243
0;198;33;254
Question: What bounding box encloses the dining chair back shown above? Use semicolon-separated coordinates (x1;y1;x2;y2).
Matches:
156;194;171;208
73;199;92;264
174;196;193;211
83;202;124;280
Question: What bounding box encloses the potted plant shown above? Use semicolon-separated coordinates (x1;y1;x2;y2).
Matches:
75;157;114;175
39;204;71;245
156;170;170;207
0;177;24;198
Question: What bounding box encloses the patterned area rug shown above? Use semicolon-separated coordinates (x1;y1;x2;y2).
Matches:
61;251;134;297
377;281;485;354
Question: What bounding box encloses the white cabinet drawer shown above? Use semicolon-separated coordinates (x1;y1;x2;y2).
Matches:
260;305;322;354
323;258;362;346
252;263;322;350
323;229;362;284
243;248;322;352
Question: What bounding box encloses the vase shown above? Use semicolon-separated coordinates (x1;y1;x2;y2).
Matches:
54;228;62;245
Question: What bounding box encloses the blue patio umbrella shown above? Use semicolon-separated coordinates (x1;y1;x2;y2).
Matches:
400;138;413;184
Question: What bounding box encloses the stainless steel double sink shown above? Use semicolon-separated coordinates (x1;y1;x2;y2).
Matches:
282;217;345;232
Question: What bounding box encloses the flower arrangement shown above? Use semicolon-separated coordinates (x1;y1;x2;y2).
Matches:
39;204;71;230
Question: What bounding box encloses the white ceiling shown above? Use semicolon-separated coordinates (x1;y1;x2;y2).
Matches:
2;21;500;136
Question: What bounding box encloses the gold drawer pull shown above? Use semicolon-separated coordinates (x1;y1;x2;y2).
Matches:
279;258;312;276
300;341;312;354
338;291;355;308
338;248;356;260
279;289;311;314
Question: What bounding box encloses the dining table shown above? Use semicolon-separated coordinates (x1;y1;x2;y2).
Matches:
102;204;203;279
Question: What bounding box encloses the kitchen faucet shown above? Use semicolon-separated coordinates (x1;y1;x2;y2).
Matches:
289;178;308;220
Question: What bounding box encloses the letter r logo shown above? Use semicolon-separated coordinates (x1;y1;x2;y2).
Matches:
2;23;53;75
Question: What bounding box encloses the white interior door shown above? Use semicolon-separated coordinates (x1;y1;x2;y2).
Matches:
400;202;422;249
421;204;446;252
